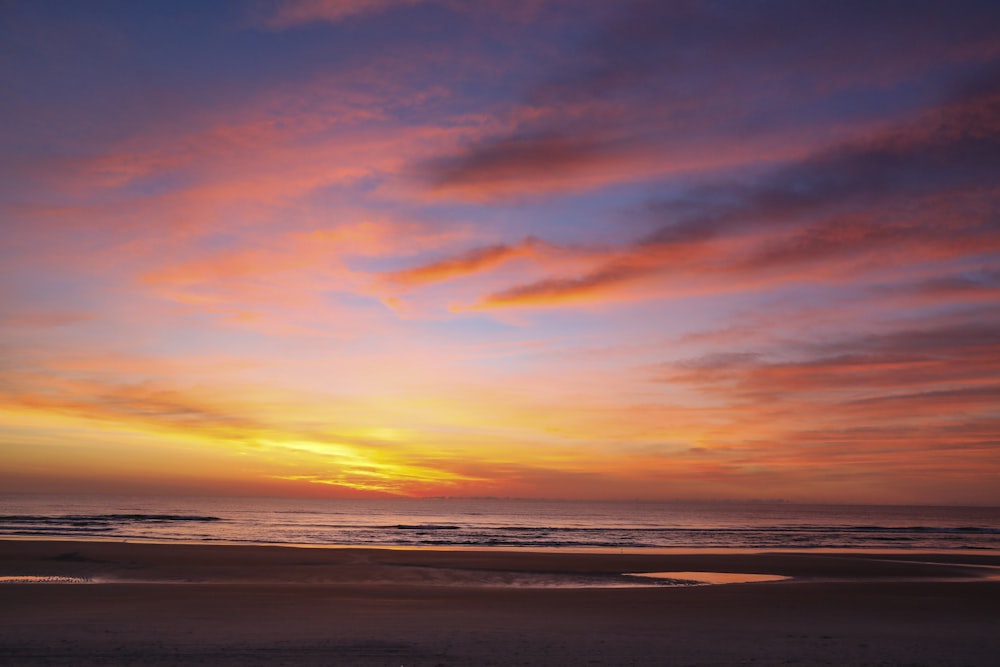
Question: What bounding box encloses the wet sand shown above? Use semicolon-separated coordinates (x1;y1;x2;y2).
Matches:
1;540;998;665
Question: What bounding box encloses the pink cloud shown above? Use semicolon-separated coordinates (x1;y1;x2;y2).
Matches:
261;0;558;29
263;0;432;28
458;81;1000;309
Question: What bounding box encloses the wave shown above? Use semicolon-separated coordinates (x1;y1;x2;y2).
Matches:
0;508;995;550
0;514;223;535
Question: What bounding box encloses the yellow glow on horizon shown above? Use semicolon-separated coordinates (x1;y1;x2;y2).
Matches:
257;438;483;494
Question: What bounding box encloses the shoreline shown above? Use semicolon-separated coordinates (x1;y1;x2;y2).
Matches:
3;538;1000;579
2;540;998;665
2;532;998;558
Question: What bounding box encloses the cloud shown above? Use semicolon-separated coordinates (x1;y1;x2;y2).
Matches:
478;253;651;307
260;0;561;29
465;74;1000;308
135;217;466;338
0;310;92;329
0;56;480;328
420;0;1000;199
1;375;263;438
0;364;490;496
415;121;669;200
262;0;432;28
641;314;1000;504
383;237;545;288
664;317;1000;419
871;268;1000;303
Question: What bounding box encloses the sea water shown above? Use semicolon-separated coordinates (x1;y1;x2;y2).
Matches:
1;495;997;551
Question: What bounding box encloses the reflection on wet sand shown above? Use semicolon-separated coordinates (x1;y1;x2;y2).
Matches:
627;571;790;585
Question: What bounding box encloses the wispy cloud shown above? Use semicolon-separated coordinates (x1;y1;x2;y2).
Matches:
420;0;1000;199
466;75;1000;308
383;237;545;288
260;0;561;29
669;319;1000;399
657;314;1000;486
261;0;432;28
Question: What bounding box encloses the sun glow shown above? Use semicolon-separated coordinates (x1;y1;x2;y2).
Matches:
258;439;482;494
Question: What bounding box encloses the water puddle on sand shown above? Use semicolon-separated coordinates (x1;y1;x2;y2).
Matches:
626;571;789;585
0;576;92;584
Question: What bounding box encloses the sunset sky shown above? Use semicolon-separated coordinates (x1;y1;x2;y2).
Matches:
2;0;998;504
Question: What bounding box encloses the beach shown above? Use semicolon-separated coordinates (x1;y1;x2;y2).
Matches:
1;540;998;666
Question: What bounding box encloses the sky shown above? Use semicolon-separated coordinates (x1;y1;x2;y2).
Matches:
1;0;998;505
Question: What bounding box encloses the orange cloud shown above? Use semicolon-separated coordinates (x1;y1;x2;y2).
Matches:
383;236;544;288
635;314;1000;504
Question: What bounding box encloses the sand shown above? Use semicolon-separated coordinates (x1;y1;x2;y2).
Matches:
1;540;998;666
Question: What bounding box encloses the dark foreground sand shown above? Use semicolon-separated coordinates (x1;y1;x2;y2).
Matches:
1;541;998;666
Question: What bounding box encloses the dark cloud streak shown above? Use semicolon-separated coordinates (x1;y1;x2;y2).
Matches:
473;72;1000;306
421;0;1000;197
666;318;1000;405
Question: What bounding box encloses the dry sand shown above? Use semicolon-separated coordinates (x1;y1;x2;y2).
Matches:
1;540;998;666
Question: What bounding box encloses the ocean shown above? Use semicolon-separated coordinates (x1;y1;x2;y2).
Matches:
1;495;998;552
